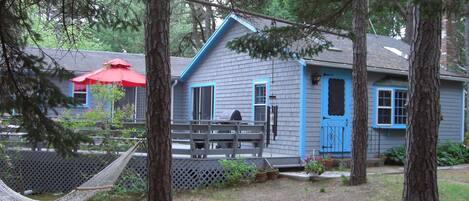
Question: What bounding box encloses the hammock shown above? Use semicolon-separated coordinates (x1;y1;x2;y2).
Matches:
0;141;141;201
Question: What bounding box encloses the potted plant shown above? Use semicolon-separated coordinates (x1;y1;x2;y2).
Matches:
320;154;334;170
266;168;280;180
255;169;268;182
304;160;325;176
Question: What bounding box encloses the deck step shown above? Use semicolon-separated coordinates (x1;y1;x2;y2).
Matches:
265;157;304;169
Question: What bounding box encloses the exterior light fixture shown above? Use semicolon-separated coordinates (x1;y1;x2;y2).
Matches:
311;73;321;85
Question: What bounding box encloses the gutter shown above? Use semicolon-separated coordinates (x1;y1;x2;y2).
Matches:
306;59;469;82
170;79;178;121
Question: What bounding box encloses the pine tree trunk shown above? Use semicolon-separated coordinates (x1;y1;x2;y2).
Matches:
403;3;441;201
464;1;469;133
404;3;414;44
145;0;172;200
349;0;368;186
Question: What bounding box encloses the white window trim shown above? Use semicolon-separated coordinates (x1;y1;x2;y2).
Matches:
375;87;408;127
393;89;408;125
72;84;88;106
376;88;393;126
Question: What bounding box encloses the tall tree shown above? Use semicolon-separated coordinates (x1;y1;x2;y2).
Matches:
0;0;139;156
145;0;172;200
403;1;442;200
349;0;368;186
464;1;469;132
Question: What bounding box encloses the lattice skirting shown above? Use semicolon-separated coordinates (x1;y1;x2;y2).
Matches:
0;151;265;193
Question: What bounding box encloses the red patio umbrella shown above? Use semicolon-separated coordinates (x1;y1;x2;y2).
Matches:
71;58;146;87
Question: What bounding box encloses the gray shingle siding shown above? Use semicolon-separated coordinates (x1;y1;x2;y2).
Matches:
172;84;186;120
175;22;302;156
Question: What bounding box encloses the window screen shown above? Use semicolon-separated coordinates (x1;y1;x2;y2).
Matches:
377;90;392;124
328;79;345;116
254;83;267;121
394;90;407;124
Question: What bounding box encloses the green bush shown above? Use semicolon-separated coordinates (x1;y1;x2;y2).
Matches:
304;160;325;175
385;143;469;166
384;146;406;165
437;143;469;165
219;159;256;186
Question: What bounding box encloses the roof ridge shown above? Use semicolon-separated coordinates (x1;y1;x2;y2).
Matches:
26;46;191;60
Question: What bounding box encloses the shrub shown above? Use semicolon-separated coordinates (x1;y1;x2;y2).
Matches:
385;143;469;166
219;159;256;186
340;175;349;186
304;160;325;175
437;143;469;165
384;146;406;165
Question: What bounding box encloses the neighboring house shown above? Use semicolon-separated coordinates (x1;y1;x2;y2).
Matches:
26;47;191;120
170;14;468;158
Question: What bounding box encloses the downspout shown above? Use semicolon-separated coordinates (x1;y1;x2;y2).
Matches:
171;79;178;121
298;59;307;159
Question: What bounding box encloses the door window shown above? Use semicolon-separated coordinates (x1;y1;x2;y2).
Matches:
328;79;345;116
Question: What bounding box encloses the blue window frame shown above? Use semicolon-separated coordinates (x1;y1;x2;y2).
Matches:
254;83;267;121
252;78;270;122
189;82;216;120
375;87;408;129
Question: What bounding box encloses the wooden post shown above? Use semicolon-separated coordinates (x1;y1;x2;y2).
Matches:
189;121;195;158
233;122;239;158
204;121;210;158
259;122;265;157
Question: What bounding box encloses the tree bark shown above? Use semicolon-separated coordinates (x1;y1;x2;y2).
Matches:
403;2;414;44
464;1;469;133
403;3;441;201
349;0;368;186
189;3;203;49
145;0;172;200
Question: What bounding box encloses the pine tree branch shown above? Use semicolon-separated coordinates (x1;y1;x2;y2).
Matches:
185;0;351;38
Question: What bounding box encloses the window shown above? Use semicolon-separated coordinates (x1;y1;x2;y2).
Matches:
73;83;87;106
254;83;267;121
377;90;392;124
376;88;408;127
192;85;214;120
394;90;407;124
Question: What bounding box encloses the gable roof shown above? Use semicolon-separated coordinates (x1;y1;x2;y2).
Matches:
180;14;468;82
26;47;191;79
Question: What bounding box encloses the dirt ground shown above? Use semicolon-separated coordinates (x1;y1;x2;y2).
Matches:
174;168;469;201
29;167;469;201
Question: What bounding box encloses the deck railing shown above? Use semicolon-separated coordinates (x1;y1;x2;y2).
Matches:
0;119;267;158
171;120;266;158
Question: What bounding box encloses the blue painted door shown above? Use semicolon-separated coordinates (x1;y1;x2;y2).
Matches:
320;71;351;153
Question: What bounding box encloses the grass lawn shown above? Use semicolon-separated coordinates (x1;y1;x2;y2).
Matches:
176;168;469;201
29;168;469;201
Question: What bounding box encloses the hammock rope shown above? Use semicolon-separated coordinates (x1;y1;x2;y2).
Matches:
0;141;141;201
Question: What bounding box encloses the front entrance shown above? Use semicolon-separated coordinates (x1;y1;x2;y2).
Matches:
320;70;351;153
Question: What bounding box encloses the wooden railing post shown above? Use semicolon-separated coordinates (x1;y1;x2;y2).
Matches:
258;122;265;157
233;122;239;158
204;121;211;158
189;121;195;158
